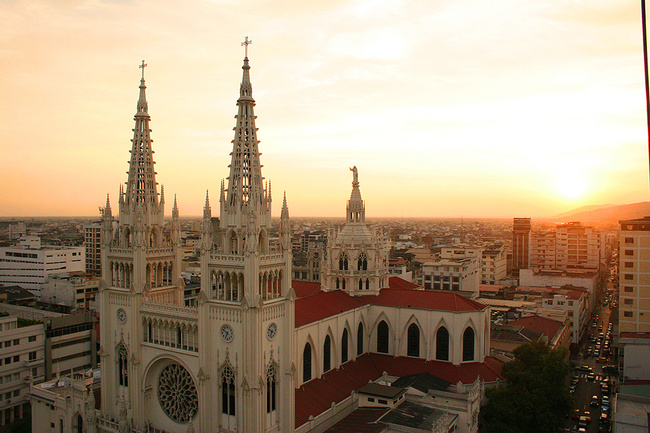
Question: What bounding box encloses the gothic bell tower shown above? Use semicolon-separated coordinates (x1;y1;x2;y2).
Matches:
99;61;183;427
197;38;295;433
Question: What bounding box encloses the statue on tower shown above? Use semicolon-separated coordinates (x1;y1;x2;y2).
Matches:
350;165;358;184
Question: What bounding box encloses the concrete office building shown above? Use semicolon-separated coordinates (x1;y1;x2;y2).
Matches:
0;236;84;297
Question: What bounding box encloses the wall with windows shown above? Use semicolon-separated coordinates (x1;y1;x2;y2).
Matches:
295;303;490;386
0;316;43;427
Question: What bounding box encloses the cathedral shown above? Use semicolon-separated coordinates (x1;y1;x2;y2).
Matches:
31;42;503;433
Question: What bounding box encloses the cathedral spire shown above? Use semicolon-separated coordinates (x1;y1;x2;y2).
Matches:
203;190;211;219
347;166;365;223
222;40;268;215
125;60;159;209
104;194;112;218
172;194;179;219
281;191;289;220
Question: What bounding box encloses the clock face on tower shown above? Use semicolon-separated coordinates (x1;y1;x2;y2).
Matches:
117;308;127;324
221;324;234;342
267;323;278;340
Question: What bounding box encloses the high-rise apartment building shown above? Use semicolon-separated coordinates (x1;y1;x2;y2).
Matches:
512;218;531;273
554;222;604;271
619;217;650;332
481;244;507;284
524;221;604;272
83;221;102;277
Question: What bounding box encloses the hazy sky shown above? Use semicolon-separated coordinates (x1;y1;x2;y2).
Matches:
1;0;647;218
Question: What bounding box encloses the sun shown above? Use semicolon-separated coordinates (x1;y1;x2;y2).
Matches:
554;173;587;199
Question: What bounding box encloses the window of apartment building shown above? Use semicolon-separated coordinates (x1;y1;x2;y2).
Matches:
625;249;634;256
13;339;19;345
13;355;18;363
568;301;573;306
625;237;634;244
4;392;10;400
624;274;634;280
625;262;634;268
32;368;38;377
29;352;36;361
624;299;634;305
28;336;36;342
624;311;634;317
3;341;9;348
625;286;633;292
13;390;18;397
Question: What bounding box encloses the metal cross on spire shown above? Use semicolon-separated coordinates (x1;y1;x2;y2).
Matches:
241;36;252;57
139;60;147;80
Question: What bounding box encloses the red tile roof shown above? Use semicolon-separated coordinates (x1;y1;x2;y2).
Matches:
295;290;365;327
293;280;323;298
295;353;504;428
295;281;485;327
509;316;563;342
362;289;486;312
388;276;420;290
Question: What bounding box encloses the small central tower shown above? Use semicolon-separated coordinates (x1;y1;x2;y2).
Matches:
321;166;389;296
198;39;295;433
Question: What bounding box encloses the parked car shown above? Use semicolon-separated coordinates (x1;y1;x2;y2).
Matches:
591;395;599;406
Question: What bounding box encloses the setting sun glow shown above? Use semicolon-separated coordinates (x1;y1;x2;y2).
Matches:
555;174;588;200
0;1;648;218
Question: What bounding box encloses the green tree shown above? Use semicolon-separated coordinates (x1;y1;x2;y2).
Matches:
482;340;572;433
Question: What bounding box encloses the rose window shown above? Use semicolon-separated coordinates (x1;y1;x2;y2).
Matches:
157;362;198;423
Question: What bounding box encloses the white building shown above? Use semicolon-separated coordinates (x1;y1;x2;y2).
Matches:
40;272;101;310
32;51;502;433
0;315;43;428
519;268;597;310
0;236;84;296
528;222;605;271
421;247;482;293
481;245;506;285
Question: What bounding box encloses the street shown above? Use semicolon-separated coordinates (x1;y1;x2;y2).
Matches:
564;287;616;433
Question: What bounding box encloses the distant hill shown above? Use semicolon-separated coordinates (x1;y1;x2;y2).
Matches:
551;202;650;224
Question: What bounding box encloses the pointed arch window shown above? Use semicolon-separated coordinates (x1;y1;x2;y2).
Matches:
436;327;450;361
377;321;389;354
323;335;331;373
341;329;349;364
303;343;312;382
76;414;83;433
463;327;475;362
407;324;420;357
357;253;368;271
221;365;236;416
118;345;128;387
336;278;340;289
358;279;363;291
266;363;277;414
366;278;370;290
357;323;364;356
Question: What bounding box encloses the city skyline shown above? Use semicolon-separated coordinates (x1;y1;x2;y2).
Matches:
1;0;648;218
